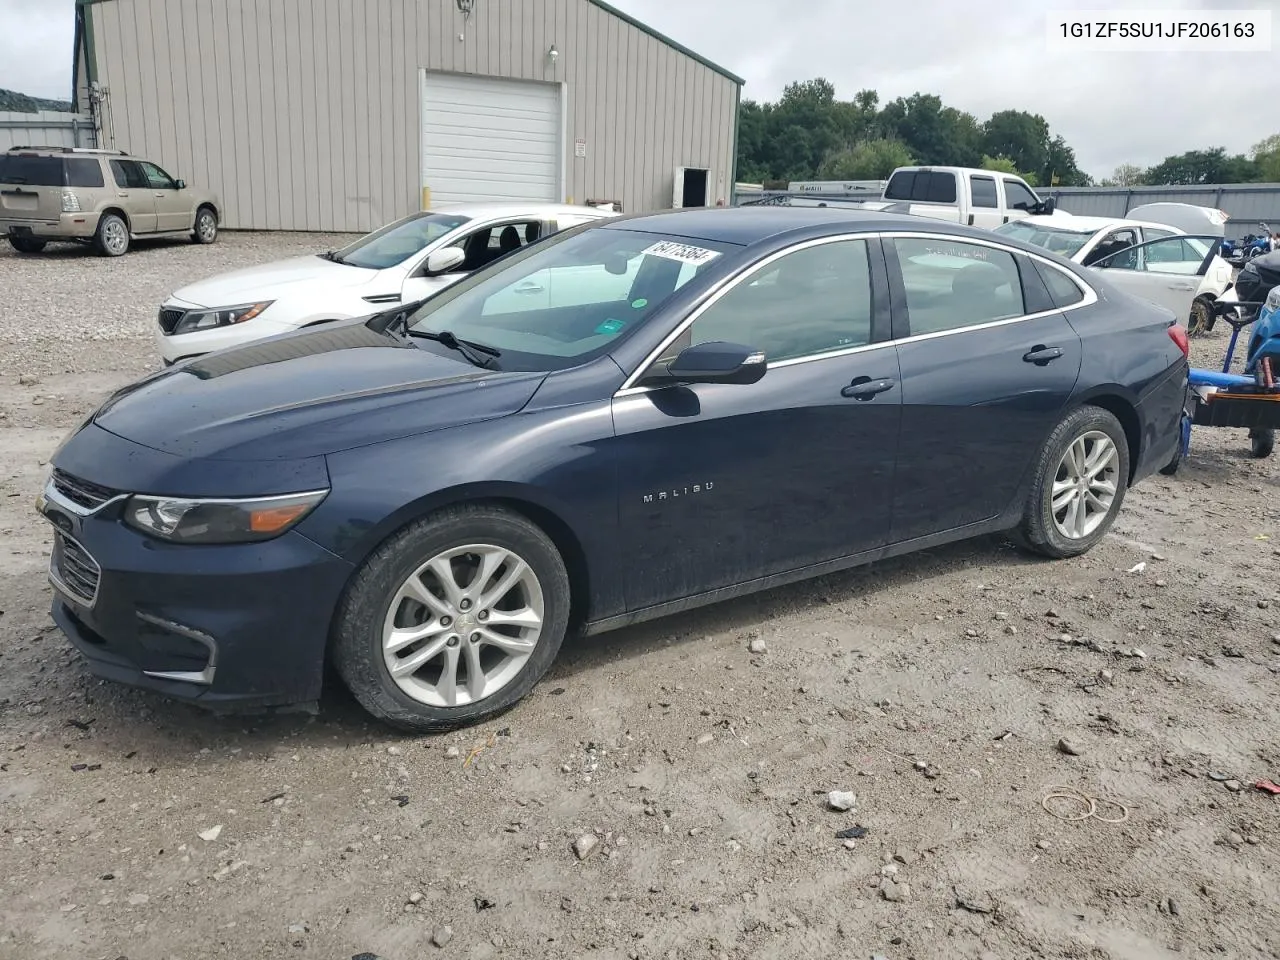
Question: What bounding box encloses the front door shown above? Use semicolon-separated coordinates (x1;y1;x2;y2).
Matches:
612;236;902;610
108;159;157;233
885;235;1083;542
1088;235;1218;320
139;161;190;231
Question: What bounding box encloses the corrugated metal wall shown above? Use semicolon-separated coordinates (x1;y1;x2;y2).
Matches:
1046;184;1280;240
86;0;740;232
0;111;96;152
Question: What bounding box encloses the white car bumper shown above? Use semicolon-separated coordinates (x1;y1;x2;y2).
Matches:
154;299;307;364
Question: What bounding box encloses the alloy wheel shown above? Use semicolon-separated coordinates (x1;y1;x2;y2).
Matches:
103;219;128;255
1051;430;1119;540
196;212;216;242
381;543;545;708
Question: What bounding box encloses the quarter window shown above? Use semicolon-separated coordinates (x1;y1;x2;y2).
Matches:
1035;261;1086;308
670;239;874;364
895;237;1025;335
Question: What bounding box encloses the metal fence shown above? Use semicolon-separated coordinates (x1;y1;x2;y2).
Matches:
0;110;97;152
1043;183;1280;240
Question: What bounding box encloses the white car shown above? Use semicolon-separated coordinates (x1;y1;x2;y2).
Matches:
994;213;1234;332
155;202;619;364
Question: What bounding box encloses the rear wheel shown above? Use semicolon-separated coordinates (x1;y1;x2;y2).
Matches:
94;213;129;257
8;235;47;254
1011;405;1130;559
1188;297;1213;337
1250;428;1274;459
332;504;571;732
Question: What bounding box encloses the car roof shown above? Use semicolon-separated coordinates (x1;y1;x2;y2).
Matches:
425;201;618;219
596;205;1030;247
1014;213;1184;234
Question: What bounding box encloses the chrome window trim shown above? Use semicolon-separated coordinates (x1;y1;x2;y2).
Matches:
613;229;1098;398
616;231;882;393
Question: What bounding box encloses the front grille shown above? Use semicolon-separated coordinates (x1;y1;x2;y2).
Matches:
52;532;101;605
158;307;186;334
51;468;118;511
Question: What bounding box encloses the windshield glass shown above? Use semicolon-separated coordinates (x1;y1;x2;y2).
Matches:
333;212;472;269
994;220;1096;258
405;226;738;371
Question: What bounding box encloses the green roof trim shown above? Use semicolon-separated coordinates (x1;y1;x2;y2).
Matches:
586;0;745;86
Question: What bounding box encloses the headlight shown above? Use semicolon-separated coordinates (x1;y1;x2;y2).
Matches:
123;489;328;544
173;301;273;335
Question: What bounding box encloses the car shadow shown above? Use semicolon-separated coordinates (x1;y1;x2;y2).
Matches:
31;531;1048;758
8;235;197;259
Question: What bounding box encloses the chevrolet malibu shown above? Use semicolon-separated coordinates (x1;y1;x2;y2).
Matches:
38;208;1190;731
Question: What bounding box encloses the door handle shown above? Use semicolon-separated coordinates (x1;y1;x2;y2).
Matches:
841;376;896;400
514;282;545;294
1023;345;1064;365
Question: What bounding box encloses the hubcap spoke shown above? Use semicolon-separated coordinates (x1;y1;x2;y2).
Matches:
483;606;542;630
476;626;537;655
480;558;529;609
436;643;462;706
400;575;453;619
463;639;487;701
427;556;466;608
388;636;449;678
468;548;509;602
384;619;450;655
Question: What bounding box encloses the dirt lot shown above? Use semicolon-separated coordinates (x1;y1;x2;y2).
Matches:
0;234;1277;960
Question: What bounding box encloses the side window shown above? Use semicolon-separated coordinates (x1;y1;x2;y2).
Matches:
895;237;1025;335
1143;227;1175;241
64;158;105;188
670;239;874;364
1095;236;1206;274
109;159;147;190
884;172;956;204
139;161;176;190
1034;261;1086;308
1002;179;1040;212
970;175;998;208
458;221;541;271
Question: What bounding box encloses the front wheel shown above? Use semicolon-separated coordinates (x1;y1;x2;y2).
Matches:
1250;428;1274;459
8;235;47;254
332;504;571;732
192;207;218;244
1010;405;1130;559
1188;297;1213;337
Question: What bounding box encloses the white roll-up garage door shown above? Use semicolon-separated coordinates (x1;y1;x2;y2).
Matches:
420;72;562;205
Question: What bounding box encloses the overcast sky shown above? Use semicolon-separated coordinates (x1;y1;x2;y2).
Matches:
1;0;1275;179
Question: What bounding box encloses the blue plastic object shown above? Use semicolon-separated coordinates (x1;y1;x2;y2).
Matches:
1188;368;1256;389
1244;300;1280;376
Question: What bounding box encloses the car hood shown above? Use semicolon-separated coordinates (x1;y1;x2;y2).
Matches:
169;254;383;307
91;321;547;461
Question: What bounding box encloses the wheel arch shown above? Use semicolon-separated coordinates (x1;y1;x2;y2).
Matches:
196;201;219;223
98;206;130;231
1072;388;1142;482
331;482;594;632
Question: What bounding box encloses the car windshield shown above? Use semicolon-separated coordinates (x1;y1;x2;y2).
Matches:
405;226;738;371
994;220;1097;258
332;212;472;269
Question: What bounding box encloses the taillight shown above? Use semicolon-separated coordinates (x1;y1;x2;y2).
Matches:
60;189;81;213
1168;324;1189;358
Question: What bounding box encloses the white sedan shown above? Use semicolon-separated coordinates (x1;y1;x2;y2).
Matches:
155;202;618;364
994;213;1234;332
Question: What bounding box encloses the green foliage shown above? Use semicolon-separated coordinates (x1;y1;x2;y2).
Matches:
1143;147;1257;185
819;139;915;180
1252;134;1280;183
980;155;1019;174
0;87;73;114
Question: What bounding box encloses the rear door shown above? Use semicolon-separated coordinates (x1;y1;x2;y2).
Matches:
108;159;157;232
1087;234;1218;319
884;233;1083;541
0;154;68;224
967;173;1002;229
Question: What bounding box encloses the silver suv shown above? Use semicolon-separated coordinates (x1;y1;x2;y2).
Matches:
0;146;221;257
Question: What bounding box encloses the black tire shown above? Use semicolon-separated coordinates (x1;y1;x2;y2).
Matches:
1250;428;1274;459
94;213;129;257
8;235;47;254
331;504;571;732
1011;405;1130;560
192;206;218;244
1188;297;1213;337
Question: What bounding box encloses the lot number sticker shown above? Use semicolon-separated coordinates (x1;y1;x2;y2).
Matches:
641;241;721;266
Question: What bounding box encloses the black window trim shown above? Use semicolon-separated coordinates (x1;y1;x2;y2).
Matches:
881;231;1097;343
1001;177;1040;211
969;174;998;209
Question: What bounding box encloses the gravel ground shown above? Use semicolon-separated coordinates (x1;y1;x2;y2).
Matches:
1;235;1278;960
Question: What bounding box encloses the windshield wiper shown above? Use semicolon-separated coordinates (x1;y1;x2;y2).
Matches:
409;329;502;368
318;249;347;264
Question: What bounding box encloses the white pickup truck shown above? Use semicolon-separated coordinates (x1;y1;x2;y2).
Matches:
869;166;1056;228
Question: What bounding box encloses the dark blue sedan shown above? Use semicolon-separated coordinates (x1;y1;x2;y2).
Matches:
37;208;1190;730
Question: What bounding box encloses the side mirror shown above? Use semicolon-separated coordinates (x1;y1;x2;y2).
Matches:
424;246;466;276
659;341;767;386
175;179;186;190
1038;196;1056;215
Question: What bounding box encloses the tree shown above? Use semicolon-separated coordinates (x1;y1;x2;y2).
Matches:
1144;147;1256;185
982;110;1050;180
819;139;915;180
980;155;1018;174
1252;134;1280;182
1104;163;1146;187
1043;135;1090;186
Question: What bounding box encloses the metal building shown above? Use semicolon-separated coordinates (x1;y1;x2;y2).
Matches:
72;0;743;232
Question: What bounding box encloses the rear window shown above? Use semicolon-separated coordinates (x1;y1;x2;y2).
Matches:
884;171;958;204
0;155;66;186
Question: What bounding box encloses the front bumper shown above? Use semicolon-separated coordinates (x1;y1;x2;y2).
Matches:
3;212;102;240
39;472;354;711
154;299;301;364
